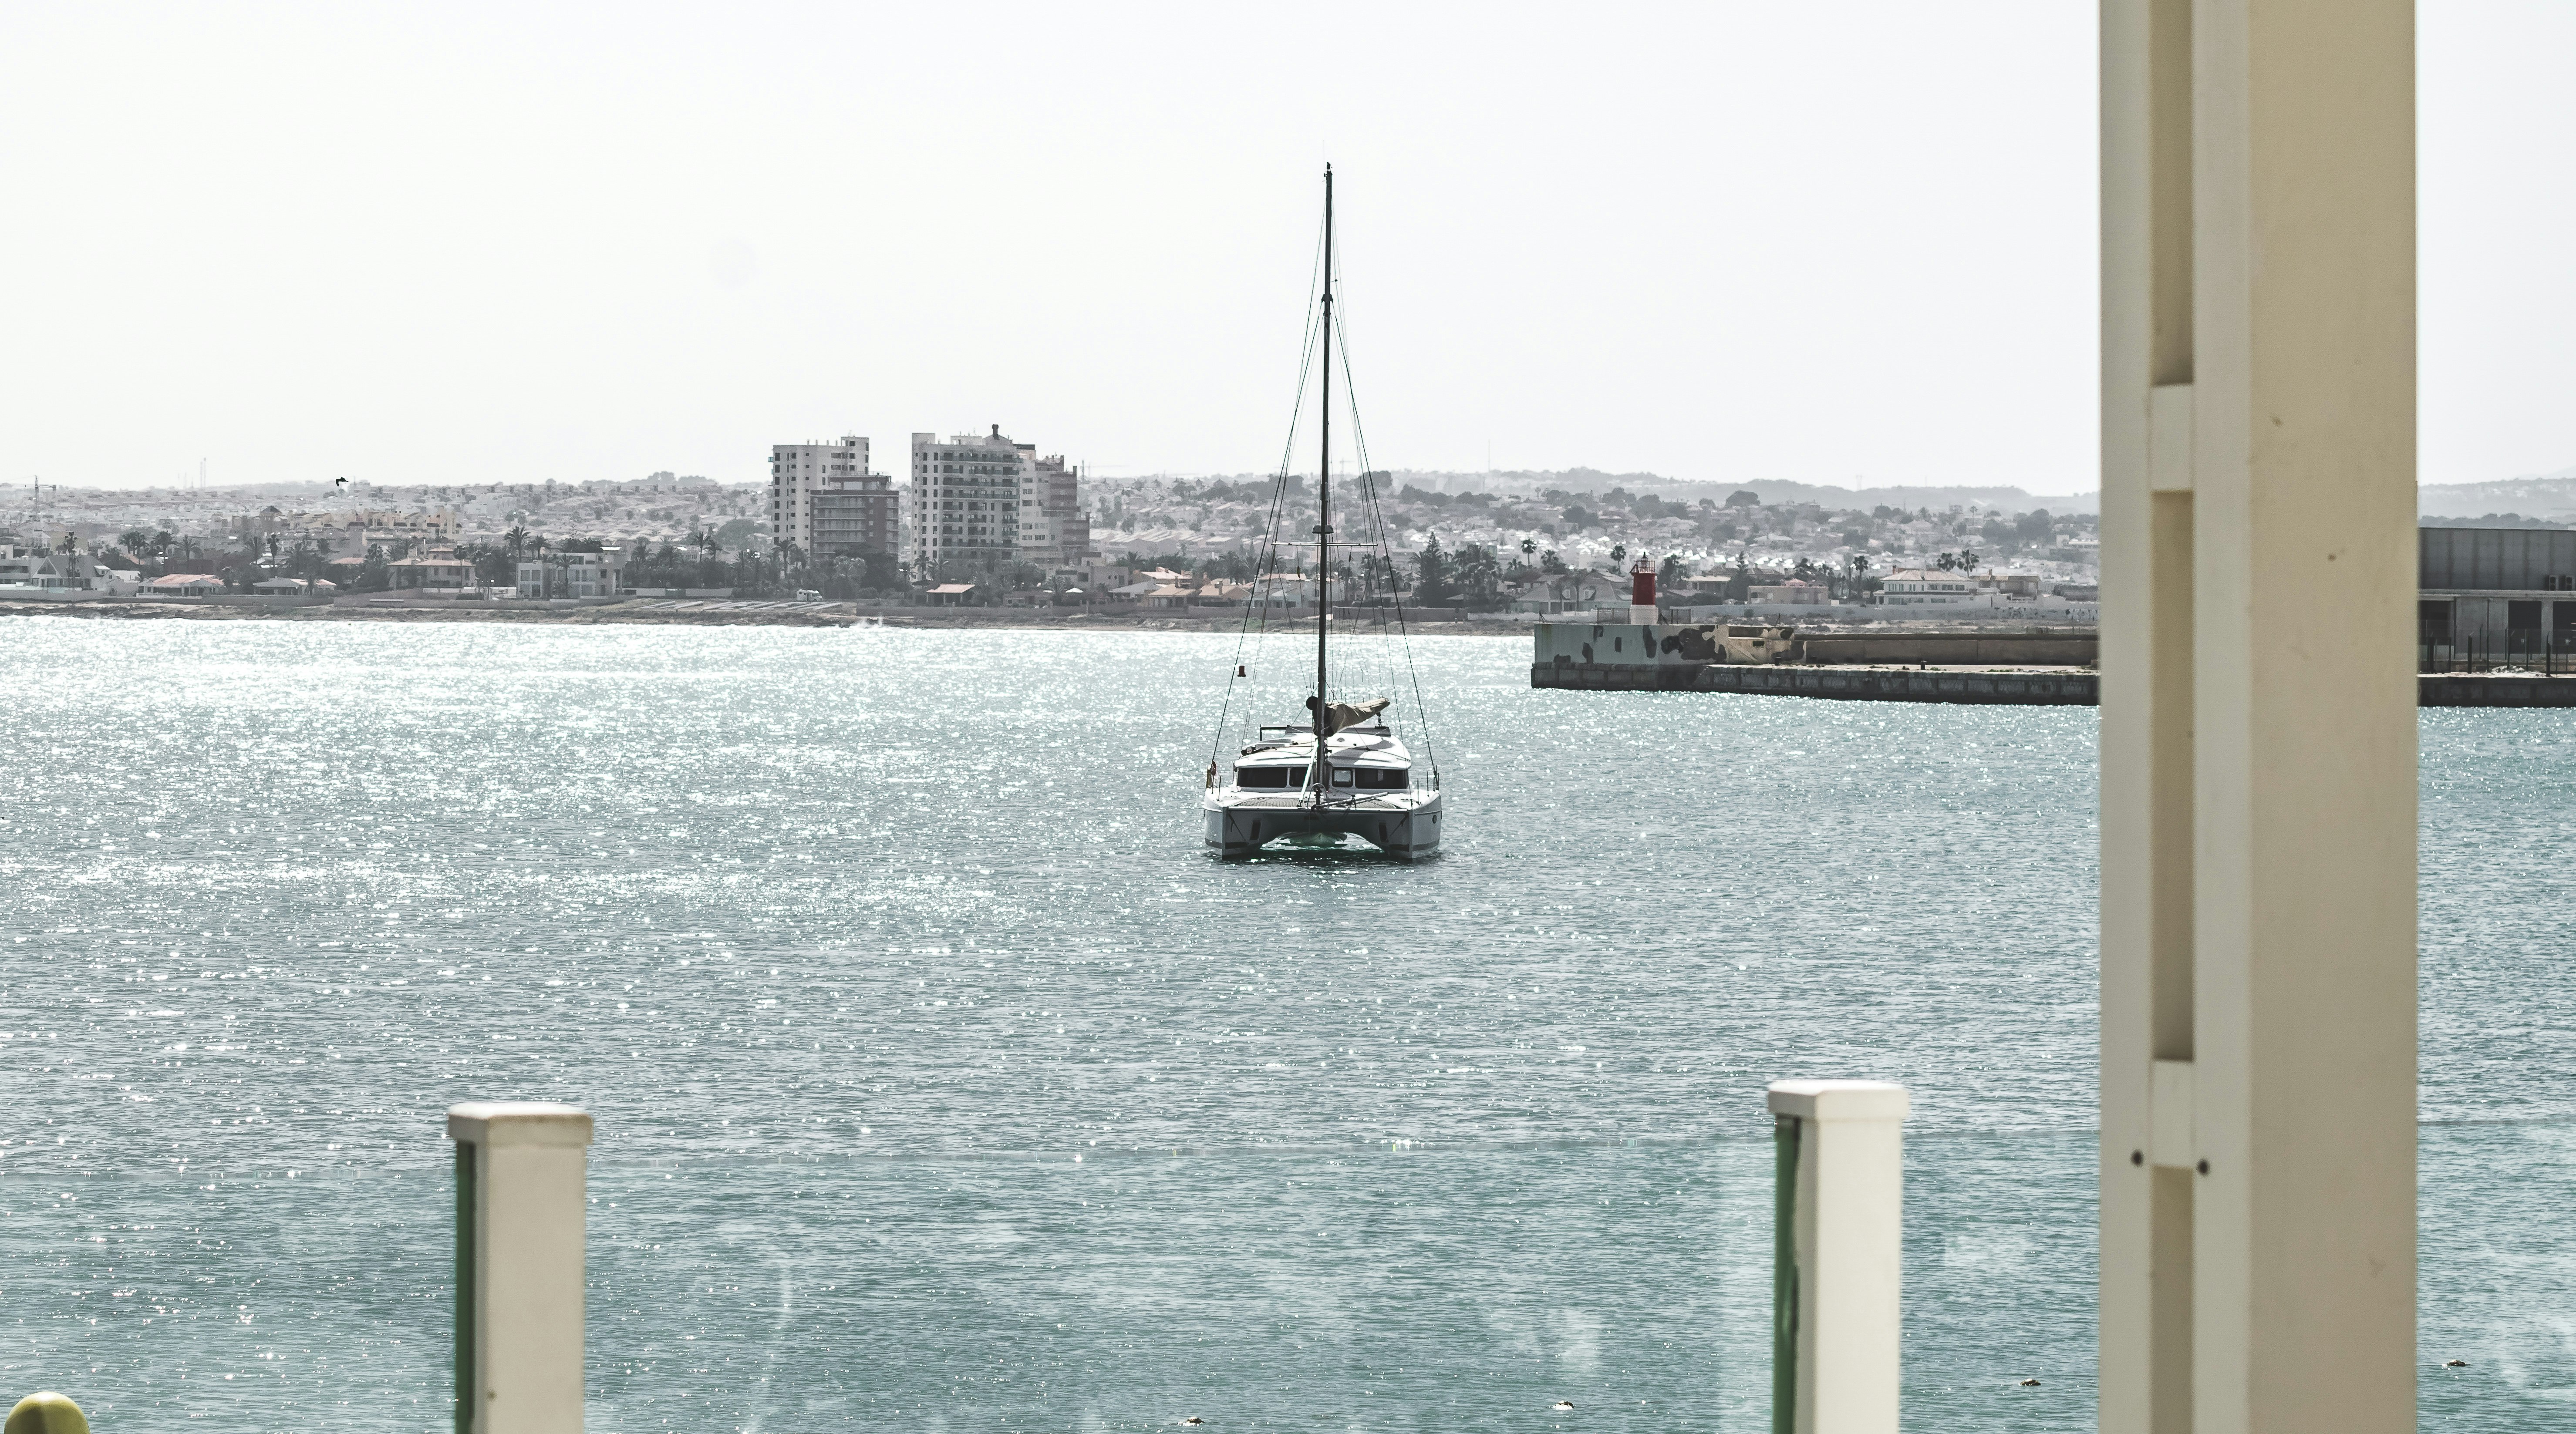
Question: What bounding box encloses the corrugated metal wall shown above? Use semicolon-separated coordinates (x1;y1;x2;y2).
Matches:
2419;527;2576;590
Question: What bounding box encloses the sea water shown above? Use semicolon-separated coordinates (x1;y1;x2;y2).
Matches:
0;619;2567;1430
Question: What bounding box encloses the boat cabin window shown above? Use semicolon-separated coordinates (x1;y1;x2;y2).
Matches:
1353;766;1408;790
1236;764;1306;788
1330;767;1354;787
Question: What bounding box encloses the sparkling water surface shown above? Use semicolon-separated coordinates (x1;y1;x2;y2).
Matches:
0;619;2569;1429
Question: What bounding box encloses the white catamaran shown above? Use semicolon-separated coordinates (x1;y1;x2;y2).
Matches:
1203;166;1443;859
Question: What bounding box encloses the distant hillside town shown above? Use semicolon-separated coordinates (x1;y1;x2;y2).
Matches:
13;448;2564;617
2;444;2109;612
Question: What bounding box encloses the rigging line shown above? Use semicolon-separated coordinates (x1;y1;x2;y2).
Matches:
1245;291;1326;745
1355;470;1419;771
1211;213;1331;769
1333;313;1439;781
1352;440;1437;787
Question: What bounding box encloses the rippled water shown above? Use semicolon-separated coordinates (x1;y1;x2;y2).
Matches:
0;619;2569;1429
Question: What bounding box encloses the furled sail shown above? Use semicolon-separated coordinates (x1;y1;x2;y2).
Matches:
1306;695;1391;736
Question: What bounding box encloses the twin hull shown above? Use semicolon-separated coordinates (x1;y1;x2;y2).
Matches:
1203;792;1443;858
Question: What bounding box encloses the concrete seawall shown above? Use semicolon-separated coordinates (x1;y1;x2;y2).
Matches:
1533;659;2576;708
1533;620;2099;670
2418;674;2576;707
1532;662;2101;704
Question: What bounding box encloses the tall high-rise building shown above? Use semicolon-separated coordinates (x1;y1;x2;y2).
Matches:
1023;454;1093;569
769;437;869;555
910;426;1034;571
812;473;900;559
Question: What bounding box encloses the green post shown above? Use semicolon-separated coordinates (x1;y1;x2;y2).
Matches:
1773;1112;1801;1434
455;1140;476;1434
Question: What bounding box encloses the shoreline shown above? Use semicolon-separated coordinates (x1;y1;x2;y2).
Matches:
0;596;1533;636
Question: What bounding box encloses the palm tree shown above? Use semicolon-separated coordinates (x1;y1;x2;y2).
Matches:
502;525;530;562
1609;542;1627;570
1520;537;1537;559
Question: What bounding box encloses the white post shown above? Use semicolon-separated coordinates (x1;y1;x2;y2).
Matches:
448;1101;593;1434
1768;1079;1909;1434
2101;3;2418;1431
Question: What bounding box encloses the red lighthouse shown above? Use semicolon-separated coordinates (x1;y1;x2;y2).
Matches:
1629;556;1658;625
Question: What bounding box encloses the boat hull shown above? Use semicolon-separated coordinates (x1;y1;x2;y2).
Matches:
1203;792;1442;858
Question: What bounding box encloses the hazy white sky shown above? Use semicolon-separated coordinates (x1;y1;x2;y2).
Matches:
1;3;2567;492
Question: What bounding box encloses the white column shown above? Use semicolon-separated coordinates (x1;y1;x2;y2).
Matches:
448;1101;594;1434
2099;5;2204;1426
2100;3;2418;1432
1769;1079;1909;1434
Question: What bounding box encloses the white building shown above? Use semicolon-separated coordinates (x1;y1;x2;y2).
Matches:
911;426;1034;572
515;549;624;599
1877;569;1979;606
769;437;870;555
1748;578;1832;605
0;550;118;592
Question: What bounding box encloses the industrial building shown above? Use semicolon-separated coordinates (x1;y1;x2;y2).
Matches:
2418;526;2576;665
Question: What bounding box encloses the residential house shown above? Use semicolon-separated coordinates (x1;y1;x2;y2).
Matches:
0;550;113;592
1877;569;1980;606
514;549;624;599
1748;578;1831;605
387;550;478;592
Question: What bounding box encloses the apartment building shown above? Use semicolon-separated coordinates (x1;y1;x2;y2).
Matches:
910;426;1034;570
812;473;901;558
769;437;870;554
1024;454;1094;569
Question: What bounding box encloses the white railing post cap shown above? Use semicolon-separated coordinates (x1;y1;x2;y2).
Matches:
1766;1080;1910;1122
446;1101;595;1148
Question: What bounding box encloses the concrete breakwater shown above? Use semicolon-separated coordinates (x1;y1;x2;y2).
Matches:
1534;620;2100;670
2419;673;2576;707
1537;659;2100;704
1534;623;2576;707
1530;621;2098;704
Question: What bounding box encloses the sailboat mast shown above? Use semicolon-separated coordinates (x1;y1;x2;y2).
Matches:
1315;165;1332;739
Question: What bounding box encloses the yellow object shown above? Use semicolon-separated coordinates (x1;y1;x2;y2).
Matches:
5;1393;89;1434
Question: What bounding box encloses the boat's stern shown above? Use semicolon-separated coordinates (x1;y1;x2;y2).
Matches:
1204;792;1441;859
1204;797;1266;858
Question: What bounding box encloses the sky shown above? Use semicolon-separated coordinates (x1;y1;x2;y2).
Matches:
0;2;2568;494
